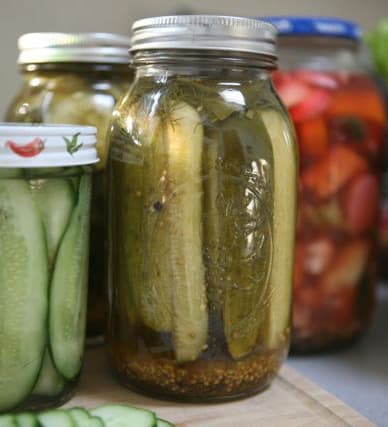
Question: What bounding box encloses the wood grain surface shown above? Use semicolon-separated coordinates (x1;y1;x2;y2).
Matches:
64;348;375;427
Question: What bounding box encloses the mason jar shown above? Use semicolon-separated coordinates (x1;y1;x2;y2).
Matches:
0;124;97;412
5;32;132;342
265;17;386;351
107;15;297;402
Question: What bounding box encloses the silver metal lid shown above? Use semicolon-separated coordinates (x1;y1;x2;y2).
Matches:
131;15;277;57
18;32;130;64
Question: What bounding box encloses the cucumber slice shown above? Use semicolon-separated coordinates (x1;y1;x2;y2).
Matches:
31;179;75;264
260;109;297;348
32;350;65;396
68;408;103;427
0;416;16;427
14;413;39;427
221;115;274;359
157;420;174;427
0;180;49;411
49;175;91;379
139;113;174;332
90;404;156;427
38;410;74;427
164;102;208;363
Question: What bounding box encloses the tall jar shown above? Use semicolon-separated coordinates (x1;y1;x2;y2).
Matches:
5;33;132;342
107;15;297;402
0;124;97;412
265;17;386;351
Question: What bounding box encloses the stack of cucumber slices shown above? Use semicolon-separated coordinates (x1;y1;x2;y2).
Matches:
0;404;174;427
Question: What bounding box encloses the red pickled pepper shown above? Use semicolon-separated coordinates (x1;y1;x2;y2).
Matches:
273;69;385;350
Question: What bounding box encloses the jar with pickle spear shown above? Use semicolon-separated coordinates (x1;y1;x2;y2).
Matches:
5;32;132;342
107;15;298;401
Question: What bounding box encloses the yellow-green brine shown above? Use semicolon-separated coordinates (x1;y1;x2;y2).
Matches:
107;15;297;401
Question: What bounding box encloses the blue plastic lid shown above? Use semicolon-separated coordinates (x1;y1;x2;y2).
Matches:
262;17;362;40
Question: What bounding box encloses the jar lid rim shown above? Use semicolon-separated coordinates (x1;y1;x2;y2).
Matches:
18;32;130;64
261;17;362;40
130;15;277;58
0;123;98;167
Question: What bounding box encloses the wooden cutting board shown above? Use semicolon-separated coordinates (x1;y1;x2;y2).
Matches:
65;349;374;427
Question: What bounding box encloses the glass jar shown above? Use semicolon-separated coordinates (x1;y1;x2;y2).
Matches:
265;17;386;351
0;124;97;412
107;15;297;402
5;33;132;342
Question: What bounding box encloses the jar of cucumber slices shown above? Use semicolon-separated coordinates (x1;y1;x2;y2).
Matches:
5;32;132;342
265;17;386;352
0;124;97;412
107;15;297;401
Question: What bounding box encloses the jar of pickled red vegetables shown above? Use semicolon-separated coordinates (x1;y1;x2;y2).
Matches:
266;17;386;351
0;124;97;412
5;33;132;342
107;15;297;402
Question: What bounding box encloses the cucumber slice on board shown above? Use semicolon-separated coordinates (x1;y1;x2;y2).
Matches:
32;350;65;396
0;416;16;427
49;175;91;379
14;413;39;427
0;180;49;411
260;110;297;348
164;102;208;363
31;179;75;264
68;408;103;427
90;404;157;427
38;410;74;427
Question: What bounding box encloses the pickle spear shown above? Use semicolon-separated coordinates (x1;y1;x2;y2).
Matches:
220;115;274;359
165;102;208;363
260;109;297;348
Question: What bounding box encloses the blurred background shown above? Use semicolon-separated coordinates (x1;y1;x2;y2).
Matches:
1;0;388;117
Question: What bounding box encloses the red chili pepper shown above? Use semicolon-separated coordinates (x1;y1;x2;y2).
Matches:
6;138;45;157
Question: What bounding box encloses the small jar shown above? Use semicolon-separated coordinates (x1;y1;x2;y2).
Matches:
5;33;132;342
107;15;297;402
266;17;386;351
0;124;97;412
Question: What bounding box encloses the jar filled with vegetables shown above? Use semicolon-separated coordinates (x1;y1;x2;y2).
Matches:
0;124;97;412
5;32;132;342
265;17;386;351
107;15;297;401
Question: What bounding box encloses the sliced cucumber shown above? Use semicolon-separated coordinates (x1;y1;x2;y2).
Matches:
31;179;75;264
38;410;74;427
221;115;274;359
0;415;16;427
68;408;103;427
32;350;65;396
49;175;91;379
157;420;174;427
164;102;208;363
90;404;156;427
14;413;38;427
260;109;297;348
0;180;49;411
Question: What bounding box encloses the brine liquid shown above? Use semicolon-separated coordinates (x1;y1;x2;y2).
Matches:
274;70;385;351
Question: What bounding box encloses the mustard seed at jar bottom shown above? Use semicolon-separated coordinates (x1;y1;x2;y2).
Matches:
107;15;298;402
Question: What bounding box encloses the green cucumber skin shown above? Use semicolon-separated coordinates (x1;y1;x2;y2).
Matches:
90;404;157;427
49;175;92;380
32;350;65;397
14;413;38;427
0;180;49;412
30;179;75;264
0;415;17;427
157;420;174;427
38;410;74;427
